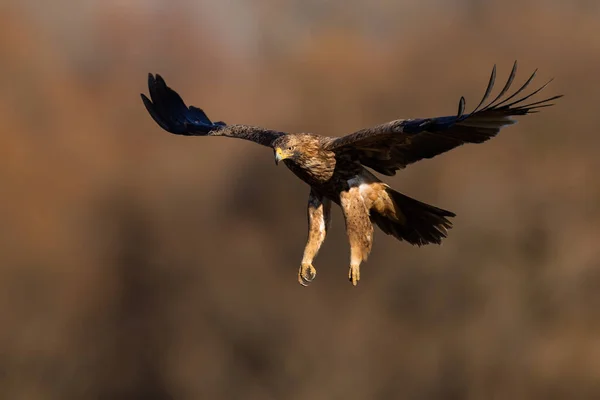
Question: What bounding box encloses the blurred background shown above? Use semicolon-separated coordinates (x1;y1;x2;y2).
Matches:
1;0;599;398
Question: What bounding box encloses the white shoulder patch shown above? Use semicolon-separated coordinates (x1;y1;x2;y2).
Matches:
347;176;365;187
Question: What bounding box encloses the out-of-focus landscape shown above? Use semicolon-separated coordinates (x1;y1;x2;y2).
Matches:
1;0;599;398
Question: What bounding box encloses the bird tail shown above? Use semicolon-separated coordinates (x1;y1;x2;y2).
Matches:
371;188;455;246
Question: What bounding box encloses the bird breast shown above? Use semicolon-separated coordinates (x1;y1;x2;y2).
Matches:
286;158;334;184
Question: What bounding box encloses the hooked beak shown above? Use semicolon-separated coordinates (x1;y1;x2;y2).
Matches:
274;147;290;165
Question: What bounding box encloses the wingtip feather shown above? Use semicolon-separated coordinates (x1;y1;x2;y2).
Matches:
140;93;150;105
457;96;466;118
472;64;497;113
481;61;519;111
147;73;156;88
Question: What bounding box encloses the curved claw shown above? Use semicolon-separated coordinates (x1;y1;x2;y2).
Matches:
349;265;360;286
298;263;317;286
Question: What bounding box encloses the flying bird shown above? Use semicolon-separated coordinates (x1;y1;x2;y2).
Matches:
141;61;561;286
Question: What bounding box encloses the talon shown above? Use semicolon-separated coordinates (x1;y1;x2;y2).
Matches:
349;265;360;286
298;263;317;286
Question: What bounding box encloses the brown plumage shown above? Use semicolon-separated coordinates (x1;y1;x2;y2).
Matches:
141;61;561;286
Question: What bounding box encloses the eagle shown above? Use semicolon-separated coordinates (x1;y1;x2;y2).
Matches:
141;61;561;286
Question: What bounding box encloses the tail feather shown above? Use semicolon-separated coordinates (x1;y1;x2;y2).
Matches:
371;188;455;246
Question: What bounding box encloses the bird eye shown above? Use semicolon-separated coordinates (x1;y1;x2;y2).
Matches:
288;146;293;151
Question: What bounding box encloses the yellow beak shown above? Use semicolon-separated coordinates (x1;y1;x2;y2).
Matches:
274;147;290;165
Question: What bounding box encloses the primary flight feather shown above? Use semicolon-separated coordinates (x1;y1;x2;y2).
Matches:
141;61;561;286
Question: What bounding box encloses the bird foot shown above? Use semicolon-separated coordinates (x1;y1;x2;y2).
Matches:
349;264;360;286
298;263;317;286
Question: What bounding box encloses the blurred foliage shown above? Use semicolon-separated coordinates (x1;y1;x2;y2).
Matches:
1;1;600;399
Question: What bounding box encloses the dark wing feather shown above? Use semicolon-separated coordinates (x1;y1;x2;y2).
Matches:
325;61;562;175
141;74;285;147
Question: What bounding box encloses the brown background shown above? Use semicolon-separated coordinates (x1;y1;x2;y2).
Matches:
1;1;599;398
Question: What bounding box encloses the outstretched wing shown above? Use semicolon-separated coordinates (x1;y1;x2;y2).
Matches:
141;74;285;147
325;61;562;175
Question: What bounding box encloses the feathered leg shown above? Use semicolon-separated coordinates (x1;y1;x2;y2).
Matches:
298;189;331;286
340;186;374;286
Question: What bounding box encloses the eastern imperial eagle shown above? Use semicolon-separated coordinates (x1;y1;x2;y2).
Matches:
141;62;561;286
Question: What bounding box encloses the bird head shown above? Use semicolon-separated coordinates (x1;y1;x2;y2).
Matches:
273;136;300;165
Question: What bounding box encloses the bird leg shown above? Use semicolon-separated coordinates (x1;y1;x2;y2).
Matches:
299;189;331;286
340;187;374;286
